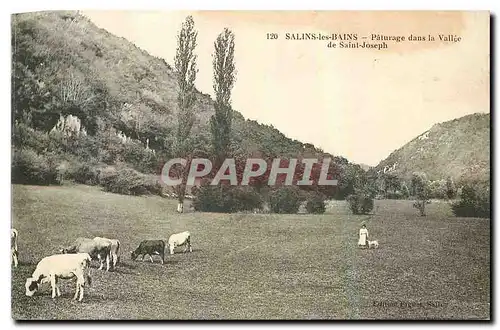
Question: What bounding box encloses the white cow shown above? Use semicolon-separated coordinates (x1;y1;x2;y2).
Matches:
11;228;19;267
368;240;379;249
93;237;120;269
25;253;92;302
61;237;112;271
168;231;192;255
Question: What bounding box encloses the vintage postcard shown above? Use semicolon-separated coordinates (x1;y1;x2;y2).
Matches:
11;10;490;320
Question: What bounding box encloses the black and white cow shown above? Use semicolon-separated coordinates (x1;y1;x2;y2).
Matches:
131;240;166;264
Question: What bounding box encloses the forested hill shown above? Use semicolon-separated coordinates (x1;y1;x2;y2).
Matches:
12;11;364;199
375;113;490;184
12;11;320;157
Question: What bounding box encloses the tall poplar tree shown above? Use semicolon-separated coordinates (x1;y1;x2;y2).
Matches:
174;16;198;213
210;28;236;168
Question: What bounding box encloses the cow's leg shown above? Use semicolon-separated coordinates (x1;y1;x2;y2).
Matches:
113;253;118;269
105;254;110;272
56;283;61;297
97;255;104;270
12;251;18;267
188;239;192;253
78;284;84;302
161;251;164;265
74;272;85;301
77;276;85;302
170;244;175;255
50;275;57;299
149;254;154;263
73;280;80;300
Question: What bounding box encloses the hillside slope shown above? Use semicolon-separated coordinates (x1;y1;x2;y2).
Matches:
11;11;319;159
375;113;490;183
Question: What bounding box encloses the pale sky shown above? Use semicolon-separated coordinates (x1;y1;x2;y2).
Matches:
82;11;490;166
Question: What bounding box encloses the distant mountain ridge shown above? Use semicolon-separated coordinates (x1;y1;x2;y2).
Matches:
374;113;490;183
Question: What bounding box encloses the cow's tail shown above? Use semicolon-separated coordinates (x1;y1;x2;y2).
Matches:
14;230;18;252
163;240;169;257
12;229;18;251
84;255;92;287
115;241;121;265
86;273;92;287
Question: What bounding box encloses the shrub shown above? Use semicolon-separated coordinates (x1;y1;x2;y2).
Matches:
446;176;457;199
411;172;431;216
68;161;101;185
192;185;226;212
71;134;100;161
429;179;447;199
269;186;301;214
12;148;61;185
12;123;54;153
401;182;410;199
346;193;374;215
95;133;125;165
192;185;263;213
451;182;490;218
122;141;158;174
230;187;263;212
99;166;163;196
386;191;405;200
305;193;326;214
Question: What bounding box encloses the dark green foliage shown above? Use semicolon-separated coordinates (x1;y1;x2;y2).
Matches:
99;166;163;196
67;161;100;185
173;16;198;210
451;182;490;218
12;123;54;153
12;148;61;185
385;191;406;200
122;141;158;174
192;185;262;213
411;172;431;216
10;11;369;201
210;28;236;166
429;180;448;199
346;193;374;215
305;193;326;214
269;186;302;214
446;176;457;199
401;182;410;199
333;163;367;200
383;173;401;196
174;15;198;151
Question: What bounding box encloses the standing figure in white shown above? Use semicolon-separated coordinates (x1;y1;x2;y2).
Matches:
358;224;369;248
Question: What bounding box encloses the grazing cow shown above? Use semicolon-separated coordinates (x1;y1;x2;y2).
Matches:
25;253;92;302
11;228;19;268
168;231;192;255
131;240;165;264
94;237;120;269
368;240;379;249
61;237;112;271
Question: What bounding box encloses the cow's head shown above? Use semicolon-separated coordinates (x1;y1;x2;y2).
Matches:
59;246;69;254
130;250;137;260
24;275;44;297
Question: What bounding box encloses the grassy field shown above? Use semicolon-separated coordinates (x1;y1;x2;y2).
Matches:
11;184;490;320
